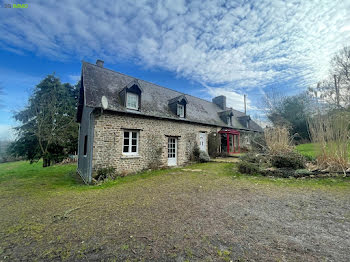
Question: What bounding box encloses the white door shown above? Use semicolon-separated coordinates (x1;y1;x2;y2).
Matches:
199;133;207;152
167;137;177;166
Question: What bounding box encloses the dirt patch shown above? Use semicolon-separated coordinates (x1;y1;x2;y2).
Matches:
0;163;349;261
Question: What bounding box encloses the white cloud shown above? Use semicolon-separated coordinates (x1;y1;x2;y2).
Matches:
0;124;16;141
0;0;349;104
68;74;80;84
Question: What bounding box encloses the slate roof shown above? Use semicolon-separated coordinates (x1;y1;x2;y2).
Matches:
80;61;263;132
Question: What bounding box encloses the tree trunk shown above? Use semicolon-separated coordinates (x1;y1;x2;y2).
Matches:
43;157;48;167
43;157;51;167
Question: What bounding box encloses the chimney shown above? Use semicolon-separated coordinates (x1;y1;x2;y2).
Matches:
212;95;226;110
96;59;104;68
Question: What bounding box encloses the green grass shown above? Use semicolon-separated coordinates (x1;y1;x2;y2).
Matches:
296;143;317;158
1;159;349;195
0;160;80;192
296;143;350;159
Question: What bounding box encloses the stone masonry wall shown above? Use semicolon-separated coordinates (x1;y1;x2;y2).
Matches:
92;111;219;175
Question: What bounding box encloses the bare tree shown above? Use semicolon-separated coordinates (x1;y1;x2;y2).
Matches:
309;46;350;108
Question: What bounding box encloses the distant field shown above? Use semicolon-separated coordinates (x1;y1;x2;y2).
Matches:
296;143;317;158
296;143;350;158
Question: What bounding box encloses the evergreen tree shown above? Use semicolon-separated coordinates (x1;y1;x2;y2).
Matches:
10;75;79;167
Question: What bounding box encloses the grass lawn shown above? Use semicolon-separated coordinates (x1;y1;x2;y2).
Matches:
296;143;318;158
296;143;350;159
0;161;350;261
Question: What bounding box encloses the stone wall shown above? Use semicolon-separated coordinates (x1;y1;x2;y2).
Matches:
92;111;218;175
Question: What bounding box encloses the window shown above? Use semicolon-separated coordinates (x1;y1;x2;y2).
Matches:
83;135;88;156
126;92;139;110
168;137;176;158
227;116;232;126
123;130;139;155
177;104;184;117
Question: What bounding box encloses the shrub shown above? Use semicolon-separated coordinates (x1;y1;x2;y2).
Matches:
264;126;294;154
270;151;306;169
208;132;220;157
95;167;116;181
217;152;230;158
191;143;200;161
308;112;350;172
237;161;260;175
199;150;210;162
303;154;316;163
240;152;266;164
147;134;163;170
260;168;296;178
250;133;267;153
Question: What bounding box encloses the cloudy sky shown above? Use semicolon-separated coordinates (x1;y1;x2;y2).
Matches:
0;0;350;139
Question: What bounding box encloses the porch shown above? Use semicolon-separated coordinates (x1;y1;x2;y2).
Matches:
218;129;240;154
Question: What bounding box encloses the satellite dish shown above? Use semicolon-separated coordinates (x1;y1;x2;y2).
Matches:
101;96;108;109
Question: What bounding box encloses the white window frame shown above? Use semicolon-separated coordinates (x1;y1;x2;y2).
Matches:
122;130;139;155
126;92;139;110
177;104;184;118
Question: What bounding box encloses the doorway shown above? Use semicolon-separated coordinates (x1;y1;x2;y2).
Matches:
167;137;177;166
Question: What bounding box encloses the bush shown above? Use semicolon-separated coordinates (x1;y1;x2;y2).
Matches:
208;132;220;157
240;152;267;164
191;143;200;161
217;152;230;158
237;161;260;175
95;167;116;181
308;112;350;172
264;126;294;154
250;133;267;153
260;168;296;178
199;150;210;162
270;151;306;169
303;154;316;163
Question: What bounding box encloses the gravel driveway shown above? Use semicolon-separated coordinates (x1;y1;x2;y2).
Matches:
0;162;349;261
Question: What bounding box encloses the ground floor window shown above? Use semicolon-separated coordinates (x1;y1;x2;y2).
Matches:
123;130;139;155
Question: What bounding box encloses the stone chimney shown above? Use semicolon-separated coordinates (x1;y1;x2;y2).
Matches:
212;95;226;110
96;59;104;68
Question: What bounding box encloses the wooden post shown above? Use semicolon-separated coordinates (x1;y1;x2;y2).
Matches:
334;74;340;107
226;134;230;154
233;134;235;153
238;134;240;153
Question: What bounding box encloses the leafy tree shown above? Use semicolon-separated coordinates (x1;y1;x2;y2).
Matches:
267;93;312;142
10;75;79;167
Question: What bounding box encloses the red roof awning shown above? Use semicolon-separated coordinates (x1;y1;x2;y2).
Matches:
218;129;240;135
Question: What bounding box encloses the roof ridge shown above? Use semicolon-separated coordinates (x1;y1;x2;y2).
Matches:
82;61;245;115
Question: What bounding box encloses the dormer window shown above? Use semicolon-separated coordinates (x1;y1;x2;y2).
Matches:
127;92;139;110
120;80;143;111
218;109;234;126
168;95;188;118
238;115;251;129
177;104;184;118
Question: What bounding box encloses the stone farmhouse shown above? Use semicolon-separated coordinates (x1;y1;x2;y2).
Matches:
77;60;262;183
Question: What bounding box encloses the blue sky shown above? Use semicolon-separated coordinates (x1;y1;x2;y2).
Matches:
1;0;350;140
